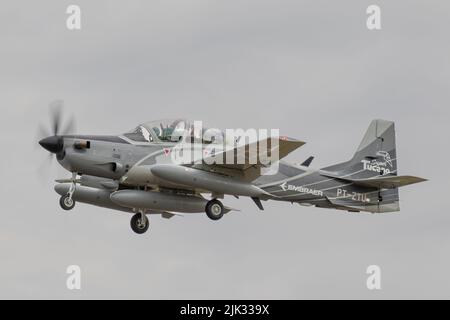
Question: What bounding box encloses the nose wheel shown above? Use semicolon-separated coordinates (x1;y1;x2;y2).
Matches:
59;173;77;211
205;199;224;221
60;194;76;210
130;212;149;234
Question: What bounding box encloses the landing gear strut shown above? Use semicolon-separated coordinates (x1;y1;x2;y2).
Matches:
60;172;77;211
205;199;224;221
130;211;149;234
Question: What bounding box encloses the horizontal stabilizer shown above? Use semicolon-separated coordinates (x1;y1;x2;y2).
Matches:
321;173;427;189
349;175;427;189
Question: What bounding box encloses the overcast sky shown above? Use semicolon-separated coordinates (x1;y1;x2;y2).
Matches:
0;0;449;299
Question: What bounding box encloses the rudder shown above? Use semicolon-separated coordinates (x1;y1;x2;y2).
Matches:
323;119;400;213
323;119;397;180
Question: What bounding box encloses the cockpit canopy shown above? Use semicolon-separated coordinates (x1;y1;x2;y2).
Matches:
124;119;224;143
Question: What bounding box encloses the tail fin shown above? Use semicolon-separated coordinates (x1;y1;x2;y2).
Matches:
325;119;399;213
322;119;426;213
323;119;397;179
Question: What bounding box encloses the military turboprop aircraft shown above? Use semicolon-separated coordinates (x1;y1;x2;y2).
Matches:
39;108;426;234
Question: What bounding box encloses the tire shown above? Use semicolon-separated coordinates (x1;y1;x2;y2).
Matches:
205;199;224;221
60;194;75;211
130;213;149;234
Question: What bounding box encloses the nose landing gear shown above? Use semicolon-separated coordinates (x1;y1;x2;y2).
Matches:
60;194;76;210
59;172;77;211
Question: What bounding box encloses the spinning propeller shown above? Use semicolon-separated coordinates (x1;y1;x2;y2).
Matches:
38;100;76;156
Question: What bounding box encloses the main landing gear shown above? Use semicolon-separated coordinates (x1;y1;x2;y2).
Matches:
205;199;224;221
130;211;149;234
59;173;77;211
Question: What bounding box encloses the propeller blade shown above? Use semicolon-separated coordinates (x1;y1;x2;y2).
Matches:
49;99;64;135
36;153;54;180
62;115;76;135
35;124;50;149
36;100;76;175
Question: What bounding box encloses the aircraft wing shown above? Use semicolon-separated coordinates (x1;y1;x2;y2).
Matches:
194;136;305;171
150;137;305;195
184;136;305;181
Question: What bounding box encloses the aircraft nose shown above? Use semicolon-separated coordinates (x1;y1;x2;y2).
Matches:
39;136;64;153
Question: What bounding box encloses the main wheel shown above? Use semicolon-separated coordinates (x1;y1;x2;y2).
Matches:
205;199;224;221
60;194;75;211
130;213;149;234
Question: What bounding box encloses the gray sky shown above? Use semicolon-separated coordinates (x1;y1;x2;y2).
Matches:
0;0;449;299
